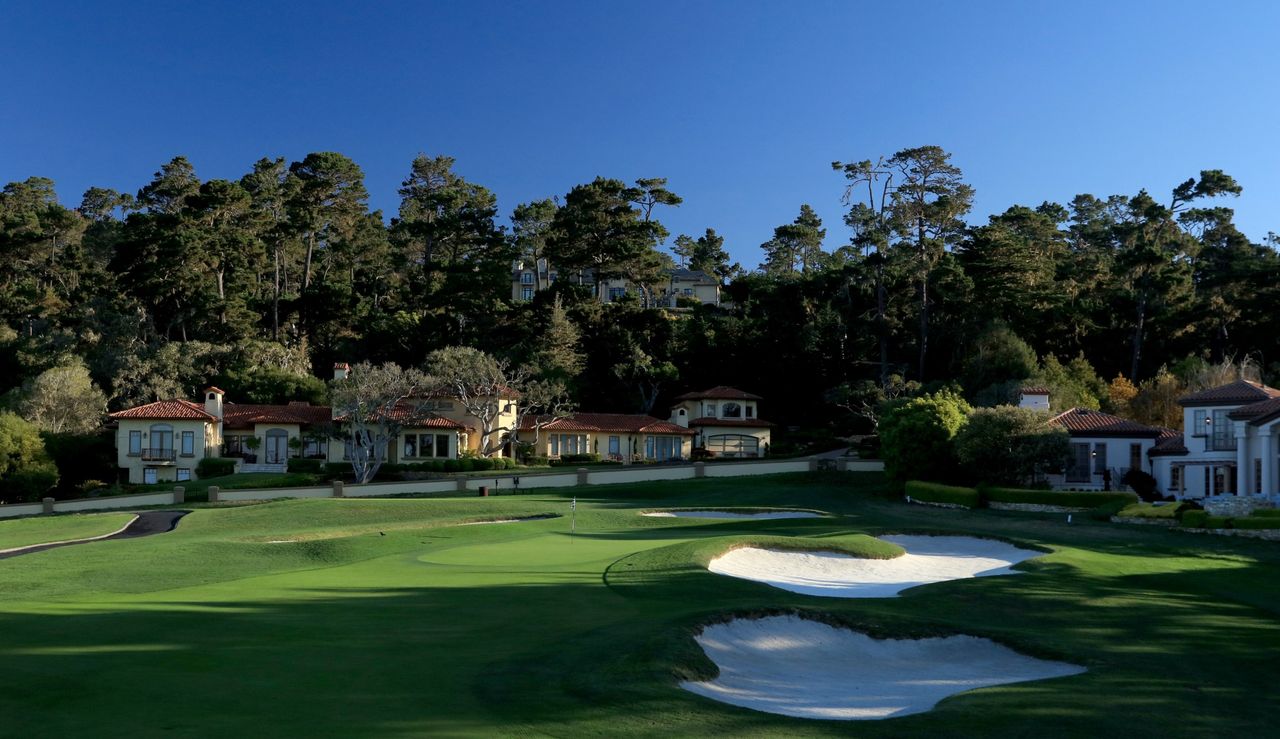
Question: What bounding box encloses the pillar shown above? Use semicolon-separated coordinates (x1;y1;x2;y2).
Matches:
694;461;706;478
808;458;819;472
456;478;468;492
1235;421;1249;496
332;480;344;498
577;467;590;485
208;486;220;503
173;486;184;504
1261;427;1275;497
41;497;54;514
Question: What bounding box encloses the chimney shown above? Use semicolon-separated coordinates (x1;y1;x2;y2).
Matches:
204;386;225;419
670;404;689;428
333;362;351;381
1018;387;1050;411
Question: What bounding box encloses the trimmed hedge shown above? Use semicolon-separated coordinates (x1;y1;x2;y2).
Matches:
1248;509;1280;518
287;458;324;474
982;486;1138;509
905;481;980;508
1230;517;1280;530
196;458;237;478
551;453;601;466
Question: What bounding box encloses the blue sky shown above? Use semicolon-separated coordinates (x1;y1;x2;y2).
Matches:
3;1;1278;266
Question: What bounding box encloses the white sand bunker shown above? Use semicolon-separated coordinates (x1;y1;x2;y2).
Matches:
457;514;558;526
643;510;822;520
708;535;1038;598
684;615;1083;720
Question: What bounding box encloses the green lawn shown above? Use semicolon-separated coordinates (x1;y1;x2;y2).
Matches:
1;472;1278;737
128;472;323;498
0;512;135;551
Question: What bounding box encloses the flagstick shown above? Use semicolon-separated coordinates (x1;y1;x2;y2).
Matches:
571;496;576;538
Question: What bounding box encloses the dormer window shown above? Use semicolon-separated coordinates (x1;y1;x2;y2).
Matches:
722;402;742;419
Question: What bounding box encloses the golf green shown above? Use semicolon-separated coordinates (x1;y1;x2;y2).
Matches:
1;472;1277;737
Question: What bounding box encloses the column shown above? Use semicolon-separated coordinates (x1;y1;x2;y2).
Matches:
1261;426;1275;497
1235;421;1249;496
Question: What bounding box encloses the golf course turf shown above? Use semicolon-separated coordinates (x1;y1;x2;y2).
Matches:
1;471;1278;737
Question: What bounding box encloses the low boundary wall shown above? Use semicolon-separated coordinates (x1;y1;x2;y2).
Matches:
0;457;884;517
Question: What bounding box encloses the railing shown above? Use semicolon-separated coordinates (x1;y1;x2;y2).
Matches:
139;448;176;462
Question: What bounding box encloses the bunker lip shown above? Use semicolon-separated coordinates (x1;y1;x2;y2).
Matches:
642;509;825;520
707;534;1040;598
0;510;190;560
456;513;561;526
683;614;1085;720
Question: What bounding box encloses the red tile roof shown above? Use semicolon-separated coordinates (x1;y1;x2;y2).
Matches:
334;402;467;429
673;386;763;401
1228;396;1280;425
520;412;694;435
1020;386;1050;395
1149;429;1188;457
108;399;215;421
1179;380;1280;407
1047;408;1163;437
222;402;333;430
688;417;775;428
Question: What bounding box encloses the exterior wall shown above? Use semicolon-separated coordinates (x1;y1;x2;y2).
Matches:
115;418;214;484
1046;435;1156;491
1155;418;1279;499
392;427;460;463
1018;392;1050;411
514;429;691;463
695;426;771;458
432;397;518;456
669;397;769;457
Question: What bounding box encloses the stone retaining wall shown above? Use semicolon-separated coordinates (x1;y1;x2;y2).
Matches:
1111;516;1177;526
1181;527;1280;541
907;498;971;510
987;501;1085;514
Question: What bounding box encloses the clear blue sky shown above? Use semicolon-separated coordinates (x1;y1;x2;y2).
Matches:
4;1;1278;266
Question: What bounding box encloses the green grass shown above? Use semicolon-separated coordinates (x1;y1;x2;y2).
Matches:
2;472;1279;737
0;512;135;550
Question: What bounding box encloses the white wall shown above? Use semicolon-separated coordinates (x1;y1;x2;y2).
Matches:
704;460;811;477
0;503;47;519
218;486;332;502
54;492;178;512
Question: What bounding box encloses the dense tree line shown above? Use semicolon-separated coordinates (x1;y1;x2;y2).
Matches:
2;145;1277;456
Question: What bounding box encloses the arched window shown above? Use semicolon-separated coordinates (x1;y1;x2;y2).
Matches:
722;402;742;418
677;408;686;416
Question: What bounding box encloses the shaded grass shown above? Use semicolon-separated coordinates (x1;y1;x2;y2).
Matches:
0;512;135;550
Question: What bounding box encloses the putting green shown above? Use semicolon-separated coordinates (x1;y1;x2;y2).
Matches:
0;473;1277;737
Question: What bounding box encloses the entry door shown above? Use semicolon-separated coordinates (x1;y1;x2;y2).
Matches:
265;432;288;464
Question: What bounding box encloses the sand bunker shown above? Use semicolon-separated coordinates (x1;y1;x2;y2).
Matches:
683;615;1083;720
707;535;1038;597
643;510;822;520
456;514;558;526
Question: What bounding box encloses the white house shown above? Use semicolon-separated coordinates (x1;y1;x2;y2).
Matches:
1043;407;1164;490
669;386;772;458
1149;380;1280;499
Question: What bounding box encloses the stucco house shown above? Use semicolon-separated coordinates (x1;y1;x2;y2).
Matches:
108;387;331;484
669;386;773;458
511;259;721;308
1042;407;1164;490
516;412;694;462
1148;380;1280;499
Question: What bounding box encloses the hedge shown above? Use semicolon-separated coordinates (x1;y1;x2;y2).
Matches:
196;458;237;478
982;486;1138;509
905;481;980;508
1181;510;1231;529
551;453;601;466
1248;509;1280;518
1230;517;1280;530
287;458;324;474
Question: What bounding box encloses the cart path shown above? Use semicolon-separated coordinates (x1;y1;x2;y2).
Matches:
0;510;190;560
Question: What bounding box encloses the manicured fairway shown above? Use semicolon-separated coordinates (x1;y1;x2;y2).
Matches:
0;512;135;551
1;472;1278;737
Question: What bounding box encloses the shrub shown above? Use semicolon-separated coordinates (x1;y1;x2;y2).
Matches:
1120;469;1160;501
880;390;972;485
1088;498;1132;521
1230;517;1280;530
42;431;116;497
76;479;110;496
287;458;324;474
982;487;1138;509
1248;509;1280;518
1116;502;1185;519
0;412;59;502
904;480;980;508
523;456;549;467
1181;510;1209;528
443;459;461;473
954;406;1070;486
196;457;237;478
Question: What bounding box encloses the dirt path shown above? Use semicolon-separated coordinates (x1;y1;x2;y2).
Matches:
0;510;190;560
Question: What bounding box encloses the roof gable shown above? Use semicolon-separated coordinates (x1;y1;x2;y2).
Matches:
1179;380;1280;407
1047;408;1163;438
108;399;215;422
673;386;763;402
521;412;694;435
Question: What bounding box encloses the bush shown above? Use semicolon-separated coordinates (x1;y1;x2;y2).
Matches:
443;459;461;473
1087;498;1132;521
0;412;59;502
322;463;352;480
1116;502;1185;519
523;456;549;467
1120;469;1160;501
1229;517;1280;530
1181;510;1209;528
982;487;1138;509
42;431;116;497
1248;509;1280;518
904;480;980;508
287;458;324;474
880;390;971;485
196;457;237;478
855;435;881;459
954;406;1070;486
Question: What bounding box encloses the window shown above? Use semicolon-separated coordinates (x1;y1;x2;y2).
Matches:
550;434;585;457
1210;410;1236;451
1129;443;1141;472
176;468;191;482
1093;443;1107;475
1256;459;1263;495
608;436;620;459
435;434;450;458
646;436;679;461
403;434;418;458
608;287;626;302
434;401;454;411
745;405;754;419
150;423;173;450
683;288;693;296
705;403;718;417
181;431;195;456
303;436;324;457
1192;410;1208;437
1171;465;1182;494
706;434;760;458
143;468;157;485
128;430;142;455
520;271;534;285
722;402;742;419
1066;443;1091;482
521;286;534;301
225;435;243;454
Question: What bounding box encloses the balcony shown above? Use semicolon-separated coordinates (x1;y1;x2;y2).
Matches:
139;448;177;463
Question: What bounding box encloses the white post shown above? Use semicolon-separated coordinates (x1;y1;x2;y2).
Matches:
1235;421;1249;496
1261;426;1275;498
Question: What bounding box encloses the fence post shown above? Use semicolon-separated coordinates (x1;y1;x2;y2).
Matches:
173;486;185;504
456;478;468;492
208;486;220;503
694;461;706;478
577;467;590;486
41;497;54;514
332;480;344;498
808;458;819;472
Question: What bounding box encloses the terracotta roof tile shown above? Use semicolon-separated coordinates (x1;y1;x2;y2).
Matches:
222;402;333;430
1179;380;1280;407
1047;408;1163;437
688;417;775;428
1149;429;1188;457
673;386;763;401
1228;396;1280;425
334;402;467;429
1020;386;1050;395
108;399;215;421
520;412;695;435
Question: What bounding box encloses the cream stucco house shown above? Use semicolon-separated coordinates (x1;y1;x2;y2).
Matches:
516;412;694;462
511;260;721;308
669;386;773;458
1041;407;1163;490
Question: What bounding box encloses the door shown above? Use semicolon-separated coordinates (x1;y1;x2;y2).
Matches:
265;430;289;464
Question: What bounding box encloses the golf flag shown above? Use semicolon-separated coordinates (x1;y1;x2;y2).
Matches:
571;497;576;511
571;496;577;536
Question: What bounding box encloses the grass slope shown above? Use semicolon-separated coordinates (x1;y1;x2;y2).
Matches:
0;512;135;551
1;472;1278;737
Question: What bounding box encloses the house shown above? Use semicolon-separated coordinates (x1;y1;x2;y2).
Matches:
1043;407;1164;490
669;386;773;458
516;413;694;462
108;387;331;484
1148;380;1280;499
511;259;721;308
1018;386;1051;411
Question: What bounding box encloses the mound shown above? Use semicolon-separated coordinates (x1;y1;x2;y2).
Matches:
643;510;822;520
707;535;1037;597
683;615;1084;719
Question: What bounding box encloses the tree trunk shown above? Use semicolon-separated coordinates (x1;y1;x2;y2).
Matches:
876;263;889;387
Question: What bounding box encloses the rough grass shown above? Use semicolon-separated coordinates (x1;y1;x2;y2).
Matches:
1;472;1279;737
0;512;135;550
